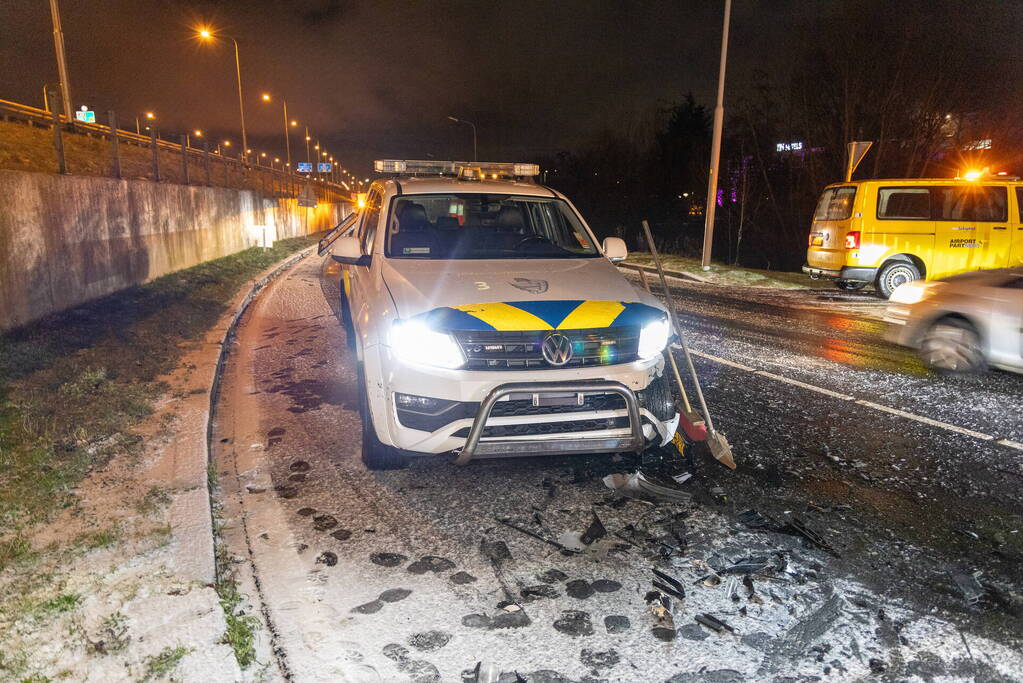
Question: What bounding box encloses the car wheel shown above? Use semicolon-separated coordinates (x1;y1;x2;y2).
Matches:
357;363;407;470
918;318;985;374
875;261;921;299
835;279;868;291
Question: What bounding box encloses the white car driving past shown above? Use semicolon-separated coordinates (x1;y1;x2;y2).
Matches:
330;160;679;469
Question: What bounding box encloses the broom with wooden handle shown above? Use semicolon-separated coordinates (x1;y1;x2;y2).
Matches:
641;220;735;469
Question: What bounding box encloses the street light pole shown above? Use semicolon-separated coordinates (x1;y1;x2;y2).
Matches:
230;38;249;164
48;0;73;123
700;0;732;270
447;116;477;161
197;29;249;165
282;99;292;170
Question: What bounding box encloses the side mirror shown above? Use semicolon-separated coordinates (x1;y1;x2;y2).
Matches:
602;237;628;263
331;235;371;266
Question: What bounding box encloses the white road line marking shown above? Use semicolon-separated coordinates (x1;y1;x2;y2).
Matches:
853;400;994;440
682;347;1011;447
687;348;755;372
753;370;855;401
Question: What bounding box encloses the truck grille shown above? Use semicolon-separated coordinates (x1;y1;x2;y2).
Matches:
451;416;631;439
453;327;640;370
393;374;674;433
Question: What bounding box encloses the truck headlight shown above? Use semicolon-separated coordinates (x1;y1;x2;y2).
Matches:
638;317;671;360
389;320;465;369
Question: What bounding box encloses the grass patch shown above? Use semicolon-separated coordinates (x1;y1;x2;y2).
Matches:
624;251;811;289
0;237;317;529
216;580;260;669
40;593;80;614
0;119;255;190
76;526;121;550
0;535;33;572
135;487;171;516
139;645;191;682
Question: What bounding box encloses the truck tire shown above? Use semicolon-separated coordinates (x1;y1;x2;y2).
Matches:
339;287;356;351
357;363;407;470
835;279;867;291
919;318;985;374
875;261;921;299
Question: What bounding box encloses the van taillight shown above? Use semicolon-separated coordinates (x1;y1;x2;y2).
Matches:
845;231;861;249
808;233;814;246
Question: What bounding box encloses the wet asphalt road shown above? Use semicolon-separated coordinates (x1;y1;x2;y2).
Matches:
212;255;1023;682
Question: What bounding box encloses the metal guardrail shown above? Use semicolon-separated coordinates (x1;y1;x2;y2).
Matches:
0;97;351;197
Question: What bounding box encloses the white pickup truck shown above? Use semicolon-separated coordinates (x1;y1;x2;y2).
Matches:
330;160;679;469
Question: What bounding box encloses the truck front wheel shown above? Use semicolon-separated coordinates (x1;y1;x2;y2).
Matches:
357;363;407;470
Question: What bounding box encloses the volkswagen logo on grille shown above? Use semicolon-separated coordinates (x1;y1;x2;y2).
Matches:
541;333;574;366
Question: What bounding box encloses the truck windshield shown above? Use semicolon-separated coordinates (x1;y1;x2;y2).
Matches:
813;186;857;221
385;194;601;259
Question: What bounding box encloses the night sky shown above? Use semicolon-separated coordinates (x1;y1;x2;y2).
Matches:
0;1;1016;174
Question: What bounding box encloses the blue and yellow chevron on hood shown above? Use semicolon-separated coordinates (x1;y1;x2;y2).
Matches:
411;300;665;332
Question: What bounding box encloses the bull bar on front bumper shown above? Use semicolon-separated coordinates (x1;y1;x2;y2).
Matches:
453;379;647;465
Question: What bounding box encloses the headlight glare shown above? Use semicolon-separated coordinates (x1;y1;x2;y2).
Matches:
889;282;931;305
638;317;671;360
389;319;465;369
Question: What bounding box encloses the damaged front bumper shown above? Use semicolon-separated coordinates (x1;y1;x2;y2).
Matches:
453;380;648;465
365;344;679;458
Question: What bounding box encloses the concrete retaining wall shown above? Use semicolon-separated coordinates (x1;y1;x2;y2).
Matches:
0;170;346;330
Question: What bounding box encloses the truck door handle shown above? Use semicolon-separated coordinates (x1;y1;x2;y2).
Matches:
993;226;1007;230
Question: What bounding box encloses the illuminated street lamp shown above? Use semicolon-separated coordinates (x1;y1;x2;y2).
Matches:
196;27;249;163
135;110;155;135
261;93;294;171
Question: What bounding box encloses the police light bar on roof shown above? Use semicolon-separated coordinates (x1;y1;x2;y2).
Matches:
373;159;539;178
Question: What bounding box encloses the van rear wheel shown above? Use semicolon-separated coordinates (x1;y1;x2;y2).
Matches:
875;261;921;299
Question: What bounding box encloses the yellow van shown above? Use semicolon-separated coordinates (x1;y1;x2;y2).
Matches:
802;176;1023;297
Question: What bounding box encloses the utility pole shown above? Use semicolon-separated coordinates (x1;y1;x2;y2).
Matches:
48;0;73;123
700;0;732;270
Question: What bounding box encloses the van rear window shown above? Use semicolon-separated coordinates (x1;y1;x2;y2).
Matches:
813;187;856;220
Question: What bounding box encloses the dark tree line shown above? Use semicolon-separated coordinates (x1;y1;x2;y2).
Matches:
541;0;1023;272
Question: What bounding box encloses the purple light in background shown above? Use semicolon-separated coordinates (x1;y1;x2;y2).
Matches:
717;189;724;207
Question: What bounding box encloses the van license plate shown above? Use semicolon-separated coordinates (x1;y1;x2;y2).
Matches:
811;237;824;246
